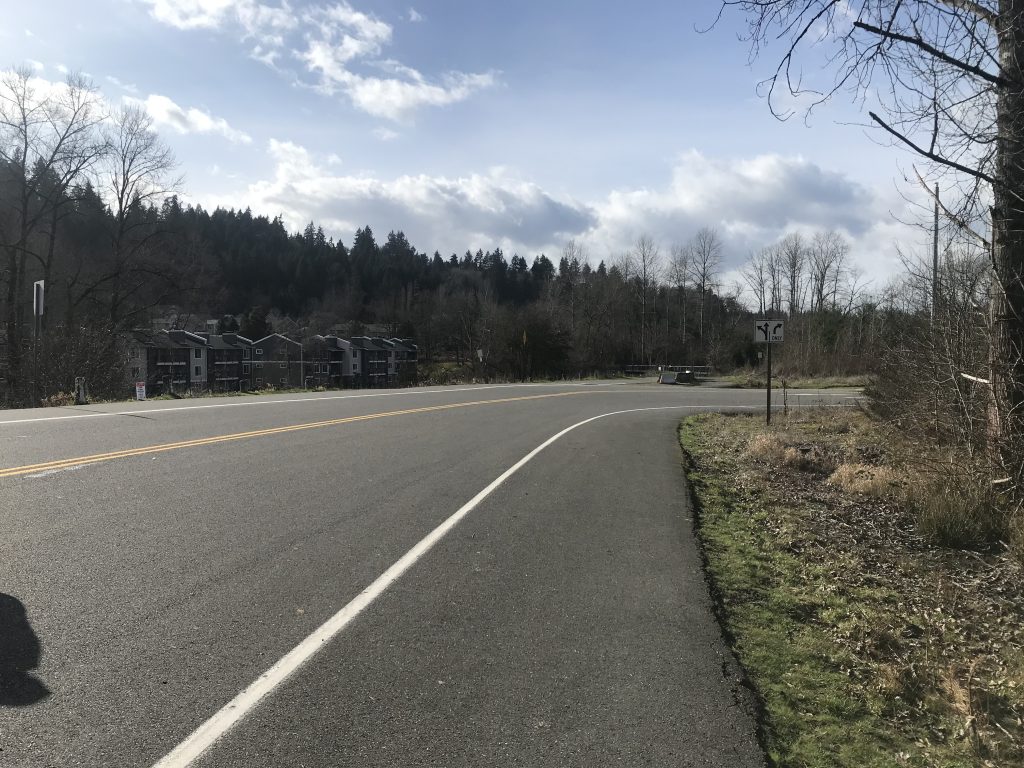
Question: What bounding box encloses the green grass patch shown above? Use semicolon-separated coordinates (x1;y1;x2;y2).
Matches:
680;412;1023;768
721;373;870;389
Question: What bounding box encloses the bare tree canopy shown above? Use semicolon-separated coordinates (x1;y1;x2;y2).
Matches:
719;0;1024;494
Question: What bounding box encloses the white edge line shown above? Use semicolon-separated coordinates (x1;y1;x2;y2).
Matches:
150;404;726;768
0;383;628;426
151;400;865;766
25;464;86;479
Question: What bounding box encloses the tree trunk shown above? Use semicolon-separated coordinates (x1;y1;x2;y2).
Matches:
990;0;1024;485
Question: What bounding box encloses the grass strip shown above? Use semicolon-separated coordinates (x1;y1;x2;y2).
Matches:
680;412;1023;768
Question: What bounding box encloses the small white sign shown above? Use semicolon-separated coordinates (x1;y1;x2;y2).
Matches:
33;280;44;317
754;320;784;343
135;381;146;401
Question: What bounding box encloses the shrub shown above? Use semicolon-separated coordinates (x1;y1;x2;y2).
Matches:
903;471;1007;549
745;432;787;463
827;463;902;497
40;391;75;407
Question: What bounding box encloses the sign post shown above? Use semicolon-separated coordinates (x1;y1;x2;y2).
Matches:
135;381;146;401
754;320;784;425
32;280;44;404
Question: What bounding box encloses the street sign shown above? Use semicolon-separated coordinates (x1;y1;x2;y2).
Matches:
33;280;44;317
754;320;784;343
135;381;146;401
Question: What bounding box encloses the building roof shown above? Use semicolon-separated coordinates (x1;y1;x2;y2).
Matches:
254;333;300;347
131;329;207;349
199;333;253;350
387;338;417;352
349;336;387;352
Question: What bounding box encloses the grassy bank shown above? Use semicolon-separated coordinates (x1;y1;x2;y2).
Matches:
720;372;870;389
680;410;1023;768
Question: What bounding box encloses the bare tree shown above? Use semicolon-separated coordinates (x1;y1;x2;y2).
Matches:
33;74;106;329
808;230;850;312
688;226;722;342
718;0;1024;492
742;247;771;314
625;235;661;364
777;231;807;316
97;104;179;328
669;242;692;341
559;239;587;336
0;68;104;401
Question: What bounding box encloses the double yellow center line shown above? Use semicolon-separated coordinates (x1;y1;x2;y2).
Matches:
0;392;586;479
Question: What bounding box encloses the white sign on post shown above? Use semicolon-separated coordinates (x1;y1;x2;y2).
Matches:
33;280;44;317
135;381;146;401
754;320;784;343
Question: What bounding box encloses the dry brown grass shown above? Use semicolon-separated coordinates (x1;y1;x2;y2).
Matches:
903;473;1007;549
744;431;836;473
40;391;75;407
827;462;902;497
744;432;787;463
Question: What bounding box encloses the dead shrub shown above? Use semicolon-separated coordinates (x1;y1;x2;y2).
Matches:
828;463;902;497
903;471;1008;549
781;445;836;473
875;662;927;705
745;433;787;463
40;391;75;407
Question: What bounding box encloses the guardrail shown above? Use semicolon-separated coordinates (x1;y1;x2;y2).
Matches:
623;364;712;379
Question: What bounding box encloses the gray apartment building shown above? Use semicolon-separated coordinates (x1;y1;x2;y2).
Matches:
128;329;209;395
252;333;303;389
123;328;415;396
199;333;254;392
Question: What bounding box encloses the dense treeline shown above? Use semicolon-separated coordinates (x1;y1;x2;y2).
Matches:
1;69;893;406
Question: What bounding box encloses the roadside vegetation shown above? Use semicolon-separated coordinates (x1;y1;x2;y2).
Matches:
720;372;870;390
680;409;1023;768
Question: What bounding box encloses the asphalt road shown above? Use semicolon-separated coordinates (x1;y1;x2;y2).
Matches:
0;380;857;767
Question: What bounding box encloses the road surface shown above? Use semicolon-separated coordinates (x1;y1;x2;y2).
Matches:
0;380;856;767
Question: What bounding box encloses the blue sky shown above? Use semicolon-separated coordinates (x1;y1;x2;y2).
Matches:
4;0;927;287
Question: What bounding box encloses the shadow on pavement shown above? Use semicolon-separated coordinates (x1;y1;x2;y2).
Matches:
0;593;50;706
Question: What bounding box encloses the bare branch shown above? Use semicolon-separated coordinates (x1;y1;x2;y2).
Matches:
854;20;1010;87
869;110;997;185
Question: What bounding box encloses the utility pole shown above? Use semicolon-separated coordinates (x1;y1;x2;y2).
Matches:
766;334;772;426
32;280;44;405
931;183;939;325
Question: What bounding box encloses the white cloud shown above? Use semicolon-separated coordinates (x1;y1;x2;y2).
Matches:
127;94;252;144
203;142;916;285
205;139;593;252
578;151;916;280
140;0;297;46
55;63;70;75
25;59;44;72
408;7;424;22
340;70;497;121
372;127;399;141
140;0;496;120
106;75;140;94
140;0;235;29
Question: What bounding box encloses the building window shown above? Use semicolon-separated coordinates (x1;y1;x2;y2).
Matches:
243;349;251;359
242;364;250;374
280;362;286;369
280;377;286;385
256;348;263;355
194;365;201;376
194;349;202;359
256;362;263;370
